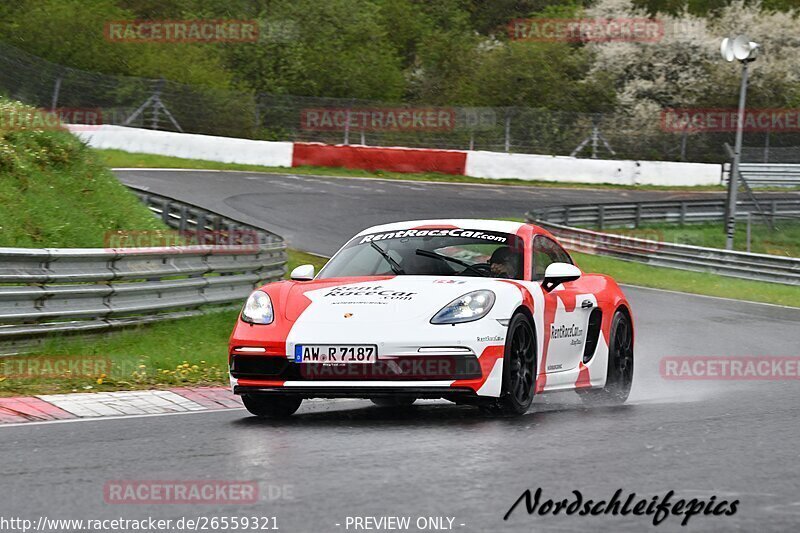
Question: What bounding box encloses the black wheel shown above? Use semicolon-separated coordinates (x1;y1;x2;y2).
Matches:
370;396;417;408
483;313;536;416
242;394;302;418
581;310;633;404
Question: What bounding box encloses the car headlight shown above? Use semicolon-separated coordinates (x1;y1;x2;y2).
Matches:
241;290;274;324
431;290;496;324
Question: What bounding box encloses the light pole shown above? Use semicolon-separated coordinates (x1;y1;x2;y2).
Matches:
720;35;759;251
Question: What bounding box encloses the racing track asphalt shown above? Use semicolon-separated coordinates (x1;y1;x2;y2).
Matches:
1;169;799;532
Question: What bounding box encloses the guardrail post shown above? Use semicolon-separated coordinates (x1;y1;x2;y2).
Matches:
746;212;752;253
771;200;777;228
161;200;171;224
178;206;188;232
680;202;687;226
228;223;237;246
564;206;570;226
598;205;605;230
635;204;642;228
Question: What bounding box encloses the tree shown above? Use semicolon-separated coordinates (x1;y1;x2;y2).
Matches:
0;0;236;89
586;0;800;110
221;0;405;100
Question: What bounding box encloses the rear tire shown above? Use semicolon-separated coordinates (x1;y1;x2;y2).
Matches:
580;310;633;405
370;396;416;408
242;394;302;418
482;313;536;416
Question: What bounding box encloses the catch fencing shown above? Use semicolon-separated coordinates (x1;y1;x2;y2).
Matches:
4;40;800;163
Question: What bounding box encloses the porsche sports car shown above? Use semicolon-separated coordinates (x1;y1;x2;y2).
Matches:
228;219;634;418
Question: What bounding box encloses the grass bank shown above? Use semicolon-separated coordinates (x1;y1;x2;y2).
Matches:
0;102;332;395
0;103;163;248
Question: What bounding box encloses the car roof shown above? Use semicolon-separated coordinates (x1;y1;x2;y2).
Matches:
356;219;531;236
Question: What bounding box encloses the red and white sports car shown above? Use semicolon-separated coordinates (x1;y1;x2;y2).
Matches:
228;220;634;417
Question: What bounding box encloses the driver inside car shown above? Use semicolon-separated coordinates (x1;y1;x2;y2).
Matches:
488;246;522;279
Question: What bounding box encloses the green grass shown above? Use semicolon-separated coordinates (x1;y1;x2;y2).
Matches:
602;221;800;258
572;251;799;308
96;148;729;192
286;248;328;273
0;250;329;397
0;308;238;397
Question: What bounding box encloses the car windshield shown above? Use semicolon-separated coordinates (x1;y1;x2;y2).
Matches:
317;228;524;280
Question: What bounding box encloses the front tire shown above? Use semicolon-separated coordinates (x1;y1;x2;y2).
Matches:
483;313;536;416
242;394;302;418
580;310;633;404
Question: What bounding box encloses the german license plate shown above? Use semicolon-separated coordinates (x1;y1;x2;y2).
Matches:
294;344;378;364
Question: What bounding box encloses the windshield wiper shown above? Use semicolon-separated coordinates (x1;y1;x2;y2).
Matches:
415;249;489;277
370;242;405;274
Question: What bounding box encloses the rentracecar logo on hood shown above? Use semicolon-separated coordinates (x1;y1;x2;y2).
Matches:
323;285;417;301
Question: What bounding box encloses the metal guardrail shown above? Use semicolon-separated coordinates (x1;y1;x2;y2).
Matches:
0;187;287;353
527;198;800;229
722;163;800;187
526;198;800;285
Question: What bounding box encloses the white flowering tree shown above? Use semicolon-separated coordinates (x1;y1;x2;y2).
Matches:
582;0;800;159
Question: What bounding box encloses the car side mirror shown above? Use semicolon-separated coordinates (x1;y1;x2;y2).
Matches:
290;264;315;281
542;262;581;292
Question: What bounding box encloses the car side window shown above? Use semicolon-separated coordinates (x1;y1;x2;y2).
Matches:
532;236;573;281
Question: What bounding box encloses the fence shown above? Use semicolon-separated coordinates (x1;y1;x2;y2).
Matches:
3;40;800;163
527;198;800;285
527;198;800;229
720;163;800;188
0;187;287;355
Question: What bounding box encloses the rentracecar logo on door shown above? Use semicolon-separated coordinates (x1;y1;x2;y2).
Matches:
550;323;584;346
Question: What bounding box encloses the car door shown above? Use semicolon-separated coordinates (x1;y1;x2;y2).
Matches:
531;235;593;374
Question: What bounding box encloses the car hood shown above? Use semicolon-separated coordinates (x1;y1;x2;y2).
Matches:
280;276;510;324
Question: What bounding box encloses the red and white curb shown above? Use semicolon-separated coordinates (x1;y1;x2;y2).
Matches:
0;387;241;424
